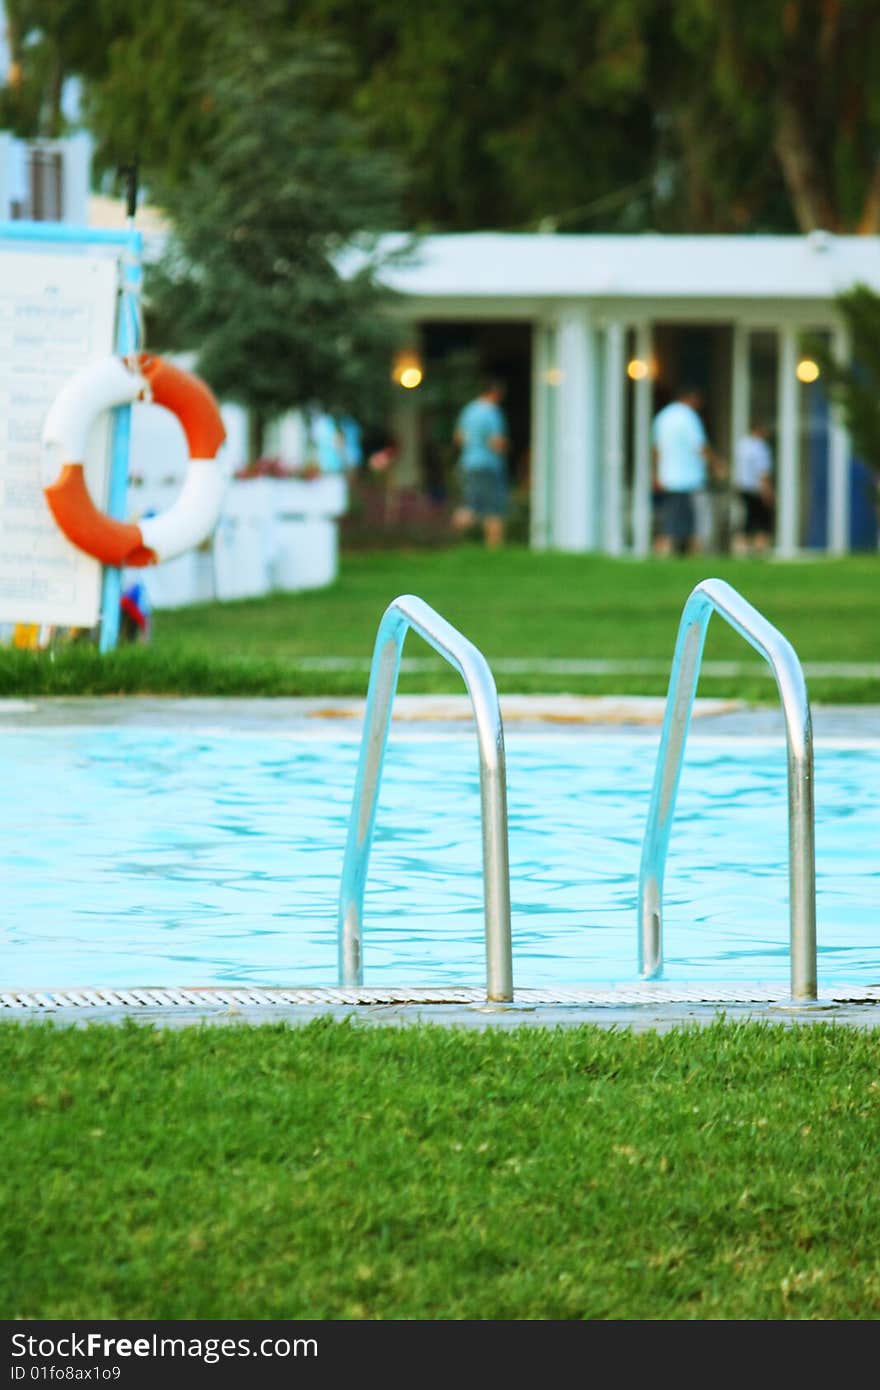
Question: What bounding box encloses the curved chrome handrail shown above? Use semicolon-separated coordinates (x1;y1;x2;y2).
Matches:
638;578;816;1001
338;594;513;1002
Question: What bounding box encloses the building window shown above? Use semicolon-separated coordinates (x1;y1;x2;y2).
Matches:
28;145;63;221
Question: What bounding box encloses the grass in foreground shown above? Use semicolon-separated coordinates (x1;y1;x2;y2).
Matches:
4;1017;880;1320
0;548;878;701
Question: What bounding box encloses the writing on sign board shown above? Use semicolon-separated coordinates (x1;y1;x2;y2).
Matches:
0;250;118;627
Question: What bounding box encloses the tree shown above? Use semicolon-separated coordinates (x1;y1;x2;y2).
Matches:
29;0;662;229
143;33;409;459
8;1;880;234
0;0;237;187
1;0;84;136
79;0;231;196
806;286;880;476
288;0;661;232
671;0;880;234
286;0;880;234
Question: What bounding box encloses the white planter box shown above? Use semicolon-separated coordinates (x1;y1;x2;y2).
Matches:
270;474;348;519
272;518;338;592
124;473;346;610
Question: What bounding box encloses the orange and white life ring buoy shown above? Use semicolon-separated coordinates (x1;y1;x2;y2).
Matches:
41;352;227;567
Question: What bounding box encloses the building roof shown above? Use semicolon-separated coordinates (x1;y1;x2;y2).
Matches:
374;231;880;302
85;209;880;305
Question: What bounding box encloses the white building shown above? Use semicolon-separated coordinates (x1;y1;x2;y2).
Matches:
0;130;91;224
378;232;880;555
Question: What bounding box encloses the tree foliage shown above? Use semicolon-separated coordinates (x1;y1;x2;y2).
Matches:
80;0;234;197
5;2;880;235
0;0;223;180
806;287;880;476
0;0;100;135
142;32;408;452
281;0;880;233
286;0;661;232
671;0;880;234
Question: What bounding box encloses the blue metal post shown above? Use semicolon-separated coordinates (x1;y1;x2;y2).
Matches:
0;222;134;247
98;223;143;652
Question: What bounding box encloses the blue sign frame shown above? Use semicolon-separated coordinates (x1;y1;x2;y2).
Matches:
0;219;144;650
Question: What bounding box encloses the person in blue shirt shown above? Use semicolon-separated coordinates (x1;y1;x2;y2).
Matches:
310;409;364;475
339;414;363;470
651;385;725;555
310;410;348;473
451;377;510;549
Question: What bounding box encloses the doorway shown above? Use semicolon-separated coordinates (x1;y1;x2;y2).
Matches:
649;323;734;552
651;323;733;456
419;321;533;507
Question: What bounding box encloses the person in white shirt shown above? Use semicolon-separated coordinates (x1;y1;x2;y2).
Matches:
732;421;775;555
651;385;725;555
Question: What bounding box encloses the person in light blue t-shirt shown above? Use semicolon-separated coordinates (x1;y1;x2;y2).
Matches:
310;411;348;473
451;377;509;549
339;415;363;470
651;385;725;555
310;410;363;474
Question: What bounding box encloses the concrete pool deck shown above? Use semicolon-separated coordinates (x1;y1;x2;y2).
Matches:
2;691;880;739
2;694;879;1033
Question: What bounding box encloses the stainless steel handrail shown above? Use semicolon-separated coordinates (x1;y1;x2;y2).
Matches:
638;578;816;1001
338;594;513;1002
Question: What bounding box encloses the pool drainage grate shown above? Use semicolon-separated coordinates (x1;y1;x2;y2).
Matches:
3;984;880;1011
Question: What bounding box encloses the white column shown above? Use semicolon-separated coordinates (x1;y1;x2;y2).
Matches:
632;321;653;556
602;322;625;554
0;133;11;218
387;327;423;488
551;308;594;551
827;322;851;556
390;389;420;488
729;325;749;552
583;319;599;550
730;324;749;463
530;323;553;549
61;132;91;225
776;325;799;558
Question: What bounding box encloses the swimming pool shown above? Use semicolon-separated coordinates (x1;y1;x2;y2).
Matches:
2;724;878;994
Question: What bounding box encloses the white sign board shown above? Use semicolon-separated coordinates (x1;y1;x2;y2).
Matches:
0;249;118;627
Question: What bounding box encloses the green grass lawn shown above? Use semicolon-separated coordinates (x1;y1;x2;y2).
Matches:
1;546;879;701
5;1017;880;1321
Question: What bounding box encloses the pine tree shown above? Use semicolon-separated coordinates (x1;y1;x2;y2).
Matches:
142;34;409;457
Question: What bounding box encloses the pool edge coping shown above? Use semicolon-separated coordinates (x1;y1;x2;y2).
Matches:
5;982;880;1027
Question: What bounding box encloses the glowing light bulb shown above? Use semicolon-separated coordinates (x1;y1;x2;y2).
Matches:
627;358;649;381
796;358;820;383
392;350;423;388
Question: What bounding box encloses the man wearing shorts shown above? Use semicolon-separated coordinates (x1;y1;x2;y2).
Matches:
452;377;509;549
732;421;776;555
651;385;725;555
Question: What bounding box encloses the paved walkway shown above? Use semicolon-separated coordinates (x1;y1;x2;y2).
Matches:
298;654;880;681
2;693;879;740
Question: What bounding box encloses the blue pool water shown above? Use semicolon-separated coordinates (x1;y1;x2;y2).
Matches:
1;728;878;991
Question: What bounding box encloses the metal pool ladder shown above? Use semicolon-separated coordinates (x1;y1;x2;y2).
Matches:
338;594;514;1003
639;578;817;1001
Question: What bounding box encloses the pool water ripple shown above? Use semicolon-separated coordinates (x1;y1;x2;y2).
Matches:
1;729;878;991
